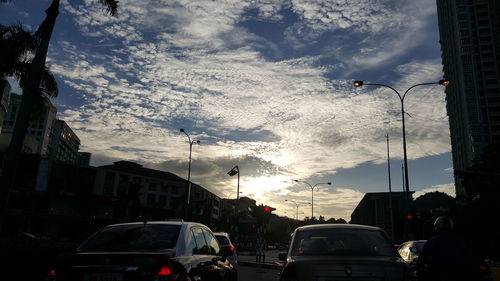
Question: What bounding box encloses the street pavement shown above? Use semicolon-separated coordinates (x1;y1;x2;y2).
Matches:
238;264;280;281
237;249;284;269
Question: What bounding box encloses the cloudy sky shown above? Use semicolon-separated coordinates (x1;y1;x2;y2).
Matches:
1;0;455;220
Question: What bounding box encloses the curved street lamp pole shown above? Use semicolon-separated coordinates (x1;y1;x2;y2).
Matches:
180;128;200;220
293;180;331;219
353;80;450;211
227;166;240;199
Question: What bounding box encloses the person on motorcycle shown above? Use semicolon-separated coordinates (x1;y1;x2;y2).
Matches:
416;216;475;281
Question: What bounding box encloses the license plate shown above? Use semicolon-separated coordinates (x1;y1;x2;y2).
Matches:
83;273;123;281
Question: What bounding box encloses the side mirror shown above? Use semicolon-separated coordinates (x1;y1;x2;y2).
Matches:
278;252;287;261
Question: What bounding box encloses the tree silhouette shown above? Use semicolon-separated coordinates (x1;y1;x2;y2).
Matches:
0;0;118;228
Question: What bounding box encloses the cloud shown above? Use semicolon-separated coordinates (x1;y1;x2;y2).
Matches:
37;0;452;220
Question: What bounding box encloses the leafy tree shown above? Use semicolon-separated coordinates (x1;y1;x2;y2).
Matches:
0;0;118;227
453;143;500;257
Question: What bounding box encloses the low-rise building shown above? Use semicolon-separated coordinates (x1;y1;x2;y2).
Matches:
351;191;410;243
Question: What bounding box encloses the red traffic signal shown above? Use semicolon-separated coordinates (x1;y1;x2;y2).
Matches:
406;214;413;220
264;206;271;212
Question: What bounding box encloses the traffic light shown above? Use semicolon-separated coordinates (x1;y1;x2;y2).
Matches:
406;214;413;220
264;206;271;212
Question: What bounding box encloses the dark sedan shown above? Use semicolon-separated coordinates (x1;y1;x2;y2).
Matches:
48;221;236;281
279;224;415;281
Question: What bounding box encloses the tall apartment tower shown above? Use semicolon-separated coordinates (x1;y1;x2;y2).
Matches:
0;93;57;154
436;0;500;199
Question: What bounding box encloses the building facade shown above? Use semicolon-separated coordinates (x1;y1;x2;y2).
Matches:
93;161;221;227
351;192;408;243
436;0;500;199
0;93;57;154
48;119;81;164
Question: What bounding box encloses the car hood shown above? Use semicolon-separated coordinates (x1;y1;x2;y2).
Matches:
281;255;411;281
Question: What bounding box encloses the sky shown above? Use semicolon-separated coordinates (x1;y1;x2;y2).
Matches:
1;0;456;221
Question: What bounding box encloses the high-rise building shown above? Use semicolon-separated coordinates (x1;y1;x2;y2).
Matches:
48;119;81;164
436;0;500;199
0;93;57;154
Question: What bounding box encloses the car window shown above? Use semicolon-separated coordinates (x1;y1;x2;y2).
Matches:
79;224;180;251
291;228;396;257
215;235;230;245
415;241;426;252
186;229;197;255
203;229;221;255
192;227;210;255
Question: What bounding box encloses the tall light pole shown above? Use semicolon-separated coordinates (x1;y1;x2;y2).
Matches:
285;200;310;220
293;180;331;219
180;128;200;220
353;80;450;209
227;165;240;199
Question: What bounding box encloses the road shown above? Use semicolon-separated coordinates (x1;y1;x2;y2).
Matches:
238;265;280;281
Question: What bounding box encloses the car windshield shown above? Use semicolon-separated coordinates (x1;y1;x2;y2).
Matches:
291;228;396;257
79;224;181;251
215;235;230;245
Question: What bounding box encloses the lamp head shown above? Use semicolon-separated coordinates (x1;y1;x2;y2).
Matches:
196;140;200;144
227;166;239;176
327;182;332;185
353;80;364;87
439;80;450;86
180;128;185;132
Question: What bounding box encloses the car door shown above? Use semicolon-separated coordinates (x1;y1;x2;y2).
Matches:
201;229;233;281
190;227;224;281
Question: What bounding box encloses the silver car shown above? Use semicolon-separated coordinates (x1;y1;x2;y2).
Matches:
48;221;237;281
213;232;238;268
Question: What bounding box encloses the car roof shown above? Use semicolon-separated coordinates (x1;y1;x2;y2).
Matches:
103;221;210;229
213;232;229;236
295;224;383;232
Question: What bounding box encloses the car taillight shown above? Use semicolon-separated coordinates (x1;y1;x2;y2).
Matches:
47;269;57;281
157;265;172;276
229;246;235;252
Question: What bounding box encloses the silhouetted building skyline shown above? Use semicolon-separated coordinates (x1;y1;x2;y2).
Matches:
437;0;500;200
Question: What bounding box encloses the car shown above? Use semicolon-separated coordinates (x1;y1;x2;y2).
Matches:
213;232;238;268
397;240;427;267
278;224;415;281
47;221;237;281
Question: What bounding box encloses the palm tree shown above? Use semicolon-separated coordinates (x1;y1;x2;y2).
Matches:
0;0;119;229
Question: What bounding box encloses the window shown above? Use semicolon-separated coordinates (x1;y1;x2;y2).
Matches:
147;194;156;205
291;228;395;257
159;195;167;206
117;174;129;197
148;182;158;191
79;224;181;251
202;229;221;255
192;228;210;254
103;172;115;196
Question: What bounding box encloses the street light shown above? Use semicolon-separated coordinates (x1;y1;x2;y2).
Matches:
285;200;310;220
353;79;450;209
227;165;240;200
180;128;200;220
293;180;331;219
